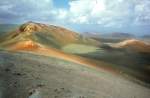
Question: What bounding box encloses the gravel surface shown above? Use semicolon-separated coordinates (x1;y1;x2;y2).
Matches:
0;51;149;98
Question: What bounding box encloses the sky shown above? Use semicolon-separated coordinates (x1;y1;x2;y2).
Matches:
0;0;150;35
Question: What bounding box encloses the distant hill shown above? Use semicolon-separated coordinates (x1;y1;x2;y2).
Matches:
83;32;134;38
82;32;101;38
112;39;150;53
101;32;135;39
82;32;135;43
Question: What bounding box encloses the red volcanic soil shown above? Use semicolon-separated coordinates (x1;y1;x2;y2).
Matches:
9;40;118;74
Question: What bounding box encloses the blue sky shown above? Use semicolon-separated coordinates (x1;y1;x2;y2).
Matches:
53;0;69;9
0;0;150;35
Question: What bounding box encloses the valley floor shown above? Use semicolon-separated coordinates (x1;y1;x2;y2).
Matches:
0;51;150;98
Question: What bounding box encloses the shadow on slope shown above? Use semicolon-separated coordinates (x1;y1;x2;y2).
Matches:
78;47;150;84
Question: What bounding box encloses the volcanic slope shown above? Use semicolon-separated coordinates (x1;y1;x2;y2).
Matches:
0;22;98;49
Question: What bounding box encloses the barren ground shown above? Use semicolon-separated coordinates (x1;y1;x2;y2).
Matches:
0;51;149;98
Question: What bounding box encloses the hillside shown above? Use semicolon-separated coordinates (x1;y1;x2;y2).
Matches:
0;22;98;49
0;22;111;73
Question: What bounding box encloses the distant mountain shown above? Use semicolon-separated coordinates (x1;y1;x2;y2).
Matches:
82;32;101;38
83;32;134;39
142;35;150;39
101;32;135;39
82;32;135;43
112;39;150;53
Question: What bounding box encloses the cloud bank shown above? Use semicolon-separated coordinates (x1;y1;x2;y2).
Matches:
57;0;150;26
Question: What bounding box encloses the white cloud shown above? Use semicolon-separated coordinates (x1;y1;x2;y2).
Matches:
57;9;67;19
70;15;89;24
91;0;106;16
134;0;150;25
53;0;150;28
55;0;134;27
